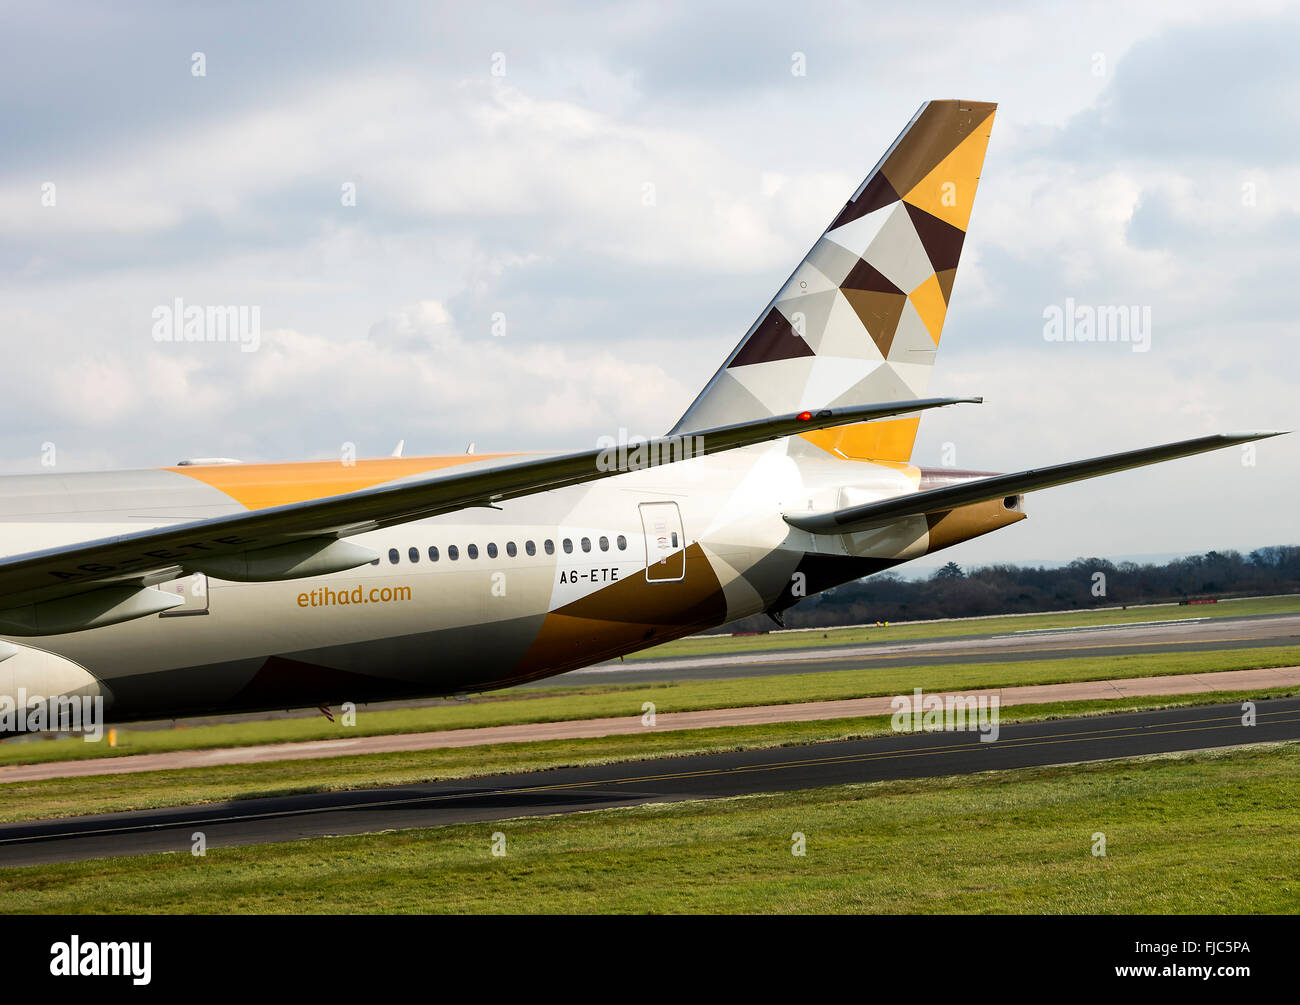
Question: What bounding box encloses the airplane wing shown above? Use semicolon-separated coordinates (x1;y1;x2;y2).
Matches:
783;431;1286;535
0;396;977;620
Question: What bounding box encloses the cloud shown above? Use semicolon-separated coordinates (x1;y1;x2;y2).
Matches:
0;3;1296;563
0;294;696;468
1060;13;1300;165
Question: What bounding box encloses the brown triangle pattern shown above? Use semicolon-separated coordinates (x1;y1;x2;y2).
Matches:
841;257;903;295
842;288;906;357
828;173;899;231
880;100;998;197
935;268;957;304
727;307;816;368
904;202;966;273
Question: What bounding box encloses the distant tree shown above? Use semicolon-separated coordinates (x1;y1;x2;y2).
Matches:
706;544;1300;634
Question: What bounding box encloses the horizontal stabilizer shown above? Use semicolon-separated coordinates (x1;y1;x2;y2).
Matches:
671;396;980;453
784;431;1287;535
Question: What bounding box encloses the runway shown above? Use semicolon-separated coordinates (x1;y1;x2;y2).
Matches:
566;611;1300;685
3;697;1297;868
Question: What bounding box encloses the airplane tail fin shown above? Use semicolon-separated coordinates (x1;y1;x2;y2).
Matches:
670;99;997;464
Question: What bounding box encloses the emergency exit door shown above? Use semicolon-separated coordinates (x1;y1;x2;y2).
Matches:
639;501;685;582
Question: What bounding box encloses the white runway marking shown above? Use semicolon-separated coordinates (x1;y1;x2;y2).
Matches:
992;618;1208;639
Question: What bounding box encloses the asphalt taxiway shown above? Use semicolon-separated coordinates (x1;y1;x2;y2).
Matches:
566;611;1300;685
2;697;1296;867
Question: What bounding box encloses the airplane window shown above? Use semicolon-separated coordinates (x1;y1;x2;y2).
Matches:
468;544;479;559
671;532;679;547
617;535;627;550
581;537;591;553
487;542;498;558
506;541;517;558
526;540;536;556
448;545;460;561
370;558;379;566
429;546;439;562
408;547;420;563
544;540;555;555
563;538;573;554
388;548;400;564
599;536;609;551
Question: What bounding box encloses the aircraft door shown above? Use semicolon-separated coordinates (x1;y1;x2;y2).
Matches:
639;501;686;583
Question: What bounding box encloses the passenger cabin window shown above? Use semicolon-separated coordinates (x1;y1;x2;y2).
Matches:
544;540;555;555
468;544;479;559
388;548;400;564
599;536;609;552
487;542;498;558
526;540;536;556
562;538;573;554
506;541;517;557
408;547;420;563
429;546;439;562
617;535;627;550
448;545;460;561
580;537;591;552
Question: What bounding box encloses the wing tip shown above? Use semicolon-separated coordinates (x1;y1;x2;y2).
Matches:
1224;429;1289;441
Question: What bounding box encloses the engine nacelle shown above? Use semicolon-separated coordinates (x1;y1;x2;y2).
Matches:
0;641;110;737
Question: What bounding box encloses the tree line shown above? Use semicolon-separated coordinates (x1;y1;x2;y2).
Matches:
719;545;1300;633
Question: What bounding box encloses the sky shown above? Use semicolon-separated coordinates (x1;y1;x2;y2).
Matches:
1;0;1296;567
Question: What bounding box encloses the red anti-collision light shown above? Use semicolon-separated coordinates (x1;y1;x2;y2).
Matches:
796;411;812;421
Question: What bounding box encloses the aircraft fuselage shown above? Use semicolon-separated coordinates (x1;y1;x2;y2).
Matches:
0;446;1019;723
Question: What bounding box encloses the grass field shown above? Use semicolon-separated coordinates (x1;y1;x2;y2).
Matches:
1;685;1295;824
632;594;1300;659
4;643;1299;767
3;742;1296;914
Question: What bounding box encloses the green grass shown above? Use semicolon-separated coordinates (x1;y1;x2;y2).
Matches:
5;643;1299;768
4;741;1298;914
1;686;1295;825
632;593;1300;659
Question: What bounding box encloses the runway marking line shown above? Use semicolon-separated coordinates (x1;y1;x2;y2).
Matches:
741;634;1297;668
994;618;1208;638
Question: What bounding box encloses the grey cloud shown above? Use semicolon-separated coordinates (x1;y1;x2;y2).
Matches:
1058;15;1300;165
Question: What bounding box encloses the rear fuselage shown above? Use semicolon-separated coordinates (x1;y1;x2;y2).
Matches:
0;445;1019;723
